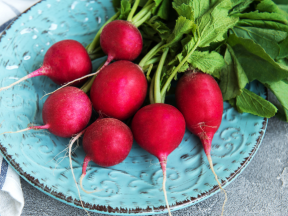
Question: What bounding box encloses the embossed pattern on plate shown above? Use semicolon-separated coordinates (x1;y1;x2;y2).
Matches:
0;0;267;215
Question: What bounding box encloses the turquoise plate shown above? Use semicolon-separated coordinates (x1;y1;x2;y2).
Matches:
0;0;267;215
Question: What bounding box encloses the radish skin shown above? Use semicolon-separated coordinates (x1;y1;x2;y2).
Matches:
175;71;227;216
100;20;143;62
131;103;186;216
90;60;147;120
0;40;92;92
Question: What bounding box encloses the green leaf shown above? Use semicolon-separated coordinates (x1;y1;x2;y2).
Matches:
228;34;288;71
192;0;219;20
266;79;288;109
179;62;189;72
119;0;132;20
154;0;163;7
140;23;157;38
166;16;195;47
277;58;288;68
278;5;288;14
146;16;171;40
172;1;194;20
232;43;288;83
276;104;288;121
257;0;286;15
273;0;288;4
237;19;288;32
151;0;163;15
197;0;239;47
232;26;286;59
230;0;254;14
233;11;288;24
112;0;121;10
278;37;288;59
186;51;226;77
266;79;288;121
236;88;277;118
219;45;249;100
155;0;171;20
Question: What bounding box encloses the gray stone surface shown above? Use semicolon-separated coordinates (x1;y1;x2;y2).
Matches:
20;117;288;216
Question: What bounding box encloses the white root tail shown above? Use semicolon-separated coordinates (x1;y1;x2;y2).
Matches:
207;155;227;216
0;128;31;136
0;125;49;136
0;75;30;92
160;160;172;216
162;167;172;216
79;174;101;194
68;132;91;216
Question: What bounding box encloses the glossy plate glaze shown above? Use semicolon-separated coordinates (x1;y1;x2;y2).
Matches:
0;0;267;215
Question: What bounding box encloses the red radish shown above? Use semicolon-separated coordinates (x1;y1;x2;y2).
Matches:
82;118;133;167
100;20;143;62
90;60;147;120
69;118;133;194
1;87;92;138
175;71;227;215
131;103;186;216
0;40;92;92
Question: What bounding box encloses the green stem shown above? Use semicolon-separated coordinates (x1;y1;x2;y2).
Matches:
89;51;105;61
139;41;164;68
127;0;140;21
142;64;157;72
146;64;153;82
87;12;120;54
91;46;102;55
144;0;153;7
154;48;169;103
160;39;201;97
134;11;152;27
149;73;155;104
131;3;154;24
146;57;161;66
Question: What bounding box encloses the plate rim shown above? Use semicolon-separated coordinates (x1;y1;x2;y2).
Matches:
0;0;269;214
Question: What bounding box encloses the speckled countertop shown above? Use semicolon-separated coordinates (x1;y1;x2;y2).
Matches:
20;116;288;216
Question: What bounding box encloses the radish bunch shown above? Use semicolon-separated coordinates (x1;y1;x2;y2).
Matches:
0;0;241;215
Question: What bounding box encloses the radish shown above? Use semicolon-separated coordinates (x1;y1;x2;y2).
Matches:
131;103;186;216
175;71;227;215
0;40;92;92
100;20;143;62
1;86;92;138
86;0;155;59
67;118;133;216
90;60;147;121
69;118;133;194
88;19;143;67
130;48;185;215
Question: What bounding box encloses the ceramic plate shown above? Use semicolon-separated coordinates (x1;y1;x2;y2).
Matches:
0;0;267;215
